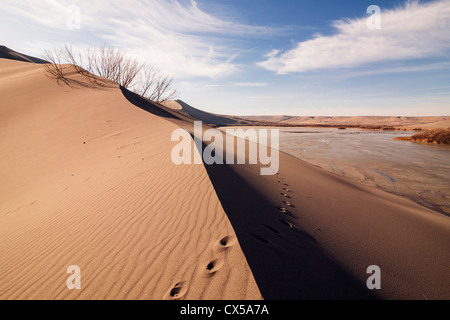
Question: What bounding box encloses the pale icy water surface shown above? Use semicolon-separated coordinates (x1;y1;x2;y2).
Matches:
279;128;450;215
224;127;450;215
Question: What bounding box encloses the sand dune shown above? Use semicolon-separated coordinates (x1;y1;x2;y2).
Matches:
1;54;449;300
126;89;450;299
0;59;261;299
162;99;263;127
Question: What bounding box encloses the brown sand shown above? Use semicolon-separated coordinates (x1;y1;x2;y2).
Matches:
0;59;261;300
124;89;450;300
1;56;450;300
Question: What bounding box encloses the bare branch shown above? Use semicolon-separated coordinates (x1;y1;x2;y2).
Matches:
82;46;142;88
42;44;178;100
42;48;65;80
135;63;178;102
61;43;85;75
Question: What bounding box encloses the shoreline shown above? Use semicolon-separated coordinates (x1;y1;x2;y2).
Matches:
124;86;450;299
394;128;450;144
1;58;449;299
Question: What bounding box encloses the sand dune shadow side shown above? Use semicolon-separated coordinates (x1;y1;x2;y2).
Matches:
199;154;377;300
119;85;377;299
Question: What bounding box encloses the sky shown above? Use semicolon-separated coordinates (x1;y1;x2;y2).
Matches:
1;0;449;116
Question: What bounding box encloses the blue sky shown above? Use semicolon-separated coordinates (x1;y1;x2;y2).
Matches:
1;0;449;116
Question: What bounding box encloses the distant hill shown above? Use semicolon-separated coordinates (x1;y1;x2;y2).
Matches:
162;100;264;127
0;45;48;64
162;100;450;130
240;115;450;130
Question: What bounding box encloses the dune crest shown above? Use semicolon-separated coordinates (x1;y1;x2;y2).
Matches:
0;59;261;300
1;54;449;300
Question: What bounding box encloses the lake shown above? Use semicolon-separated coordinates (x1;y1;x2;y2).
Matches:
224;127;450;215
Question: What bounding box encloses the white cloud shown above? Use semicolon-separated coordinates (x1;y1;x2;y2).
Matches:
0;0;277;78
258;0;450;74
233;82;269;87
264;49;280;58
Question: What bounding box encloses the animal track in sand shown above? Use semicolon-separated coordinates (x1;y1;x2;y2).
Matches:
263;224;280;235
279;220;317;243
280;193;291;198
205;258;225;276
279;219;295;229
251;231;295;259
164;281;189;300
213;235;237;253
276;206;298;219
250;233;270;245
282;200;295;208
282;210;298;219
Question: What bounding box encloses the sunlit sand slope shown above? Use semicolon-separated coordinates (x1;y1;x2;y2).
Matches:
0;59;261;300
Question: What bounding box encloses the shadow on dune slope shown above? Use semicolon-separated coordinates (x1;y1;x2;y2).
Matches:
120;86;193;122
199;150;377;299
120;86;377;299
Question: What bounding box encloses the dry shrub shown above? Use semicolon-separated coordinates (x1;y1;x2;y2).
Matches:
85;46;142;88
136;64;178;103
410;129;450;144
42;48;65;80
42;44;178;102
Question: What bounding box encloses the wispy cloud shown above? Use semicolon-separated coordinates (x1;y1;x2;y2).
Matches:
0;0;278;78
247;95;279;100
258;0;450;74
233;82;269;87
341;61;450;78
